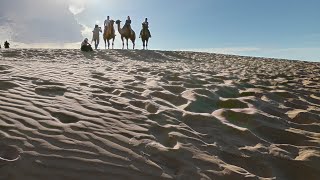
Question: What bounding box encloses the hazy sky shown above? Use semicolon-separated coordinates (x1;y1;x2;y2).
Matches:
0;0;319;61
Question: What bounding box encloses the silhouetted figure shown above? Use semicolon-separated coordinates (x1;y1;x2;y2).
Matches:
104;16;111;34
139;18;151;50
92;24;102;50
115;19;136;49
140;18;151;38
103;19;116;49
4;41;10;48
81;38;93;52
125;16;132;32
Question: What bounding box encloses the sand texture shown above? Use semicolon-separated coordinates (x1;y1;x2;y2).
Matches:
0;49;319;180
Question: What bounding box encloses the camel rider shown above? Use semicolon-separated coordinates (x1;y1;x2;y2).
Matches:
125;16;132;30
140;18;151;38
92;24;102;49
104;16;111;33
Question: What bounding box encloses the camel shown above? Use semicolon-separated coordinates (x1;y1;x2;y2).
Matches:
103;20;116;49
115;20;135;49
140;23;151;50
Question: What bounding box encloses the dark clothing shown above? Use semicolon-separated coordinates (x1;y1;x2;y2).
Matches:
81;44;93;52
143;22;149;28
4;41;10;49
125;19;131;26
140;29;151;38
140;23;151;37
125;19;132;30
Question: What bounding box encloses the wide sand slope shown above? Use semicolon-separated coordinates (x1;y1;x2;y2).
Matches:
0;49;319;180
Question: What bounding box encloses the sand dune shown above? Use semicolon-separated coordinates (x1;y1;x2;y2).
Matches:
0;49;319;180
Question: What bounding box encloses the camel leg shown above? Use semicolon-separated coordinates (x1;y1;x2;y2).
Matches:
126;39;129;50
112;38;115;49
132;40;135;50
146;39;148;50
121;37;124;49
104;39;106;49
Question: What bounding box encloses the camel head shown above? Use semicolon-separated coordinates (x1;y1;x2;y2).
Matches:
115;20;121;25
110;20;115;26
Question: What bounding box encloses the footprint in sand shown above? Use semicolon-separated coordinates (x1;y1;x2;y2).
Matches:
35;86;67;97
216;85;240;98
217;99;249;109
0;143;20;167
51;112;80;124
0;81;19;90
0;65;13;71
91;72;110;81
148;124;178;148
162;85;186;94
183;94;218;113
150;91;188;107
130;100;159;113
0;65;13;74
32;79;64;86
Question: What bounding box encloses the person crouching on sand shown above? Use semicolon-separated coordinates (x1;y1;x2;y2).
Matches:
92;25;102;49
4;41;10;48
81;38;93;52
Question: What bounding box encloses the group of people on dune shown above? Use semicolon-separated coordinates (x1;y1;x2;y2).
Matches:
0;41;10;49
81;16;152;52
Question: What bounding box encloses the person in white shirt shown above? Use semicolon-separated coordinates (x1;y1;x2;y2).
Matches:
92;24;102;49
104;16;111;33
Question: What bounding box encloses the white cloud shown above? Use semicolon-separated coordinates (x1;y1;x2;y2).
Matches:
69;6;85;15
81;24;92;39
0;0;84;44
68;0;89;15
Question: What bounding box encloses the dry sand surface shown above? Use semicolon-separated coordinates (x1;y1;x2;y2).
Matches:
0;49;319;180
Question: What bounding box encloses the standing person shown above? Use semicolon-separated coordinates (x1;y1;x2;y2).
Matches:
104;16;111;33
4;41;10;48
140;18;151;38
92;25;102;49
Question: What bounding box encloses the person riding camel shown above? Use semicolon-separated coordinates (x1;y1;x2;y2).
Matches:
140;18;151;38
104;16;111;33
125;16;132;32
4;41;10;48
92;24;102;49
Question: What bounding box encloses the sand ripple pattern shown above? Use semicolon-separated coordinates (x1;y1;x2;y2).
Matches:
0;49;320;180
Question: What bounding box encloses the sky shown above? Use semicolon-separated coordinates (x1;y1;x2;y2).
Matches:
0;0;319;61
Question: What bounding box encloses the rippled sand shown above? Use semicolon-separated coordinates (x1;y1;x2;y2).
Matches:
0;49;319;180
